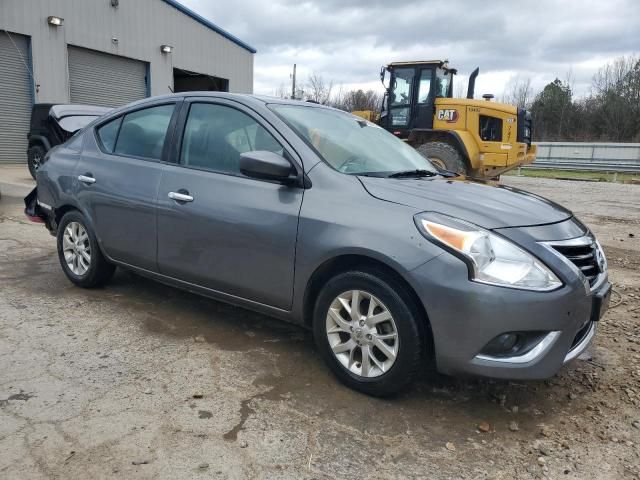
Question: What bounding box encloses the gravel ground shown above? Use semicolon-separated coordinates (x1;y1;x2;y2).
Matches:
1;166;639;479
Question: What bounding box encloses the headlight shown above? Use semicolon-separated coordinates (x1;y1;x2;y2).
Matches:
415;213;562;291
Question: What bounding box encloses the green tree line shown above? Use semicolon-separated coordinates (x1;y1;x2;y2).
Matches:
527;55;640;142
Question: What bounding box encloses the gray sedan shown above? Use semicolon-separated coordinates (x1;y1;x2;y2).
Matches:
28;93;611;396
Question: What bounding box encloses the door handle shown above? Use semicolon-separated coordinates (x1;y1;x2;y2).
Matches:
78;175;96;184
168;191;194;203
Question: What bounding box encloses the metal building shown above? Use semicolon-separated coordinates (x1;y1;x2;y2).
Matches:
0;0;255;164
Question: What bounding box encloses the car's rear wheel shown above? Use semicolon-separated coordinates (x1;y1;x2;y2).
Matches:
27;144;46;179
57;211;115;288
313;270;425;396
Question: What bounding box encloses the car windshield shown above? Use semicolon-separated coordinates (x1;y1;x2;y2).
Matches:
269;104;437;176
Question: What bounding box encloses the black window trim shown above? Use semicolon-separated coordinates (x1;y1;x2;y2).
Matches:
93;101;180;163
171;97;305;185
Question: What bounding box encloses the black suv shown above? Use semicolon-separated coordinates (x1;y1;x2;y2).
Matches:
26;104;111;178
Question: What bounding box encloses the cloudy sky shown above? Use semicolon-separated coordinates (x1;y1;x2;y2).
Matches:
180;0;639;100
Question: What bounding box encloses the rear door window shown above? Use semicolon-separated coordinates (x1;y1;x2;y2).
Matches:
114;104;175;160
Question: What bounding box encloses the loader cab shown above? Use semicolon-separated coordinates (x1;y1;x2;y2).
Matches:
380;60;456;138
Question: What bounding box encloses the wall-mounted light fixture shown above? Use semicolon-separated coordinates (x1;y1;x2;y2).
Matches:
160;44;173;54
47;16;64;26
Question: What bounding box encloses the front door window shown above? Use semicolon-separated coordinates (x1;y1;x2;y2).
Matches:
180;103;283;174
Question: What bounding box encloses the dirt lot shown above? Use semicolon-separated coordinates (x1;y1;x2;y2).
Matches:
1;166;639;479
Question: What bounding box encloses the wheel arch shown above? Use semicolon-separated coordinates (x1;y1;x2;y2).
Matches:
27;135;52;151
302;254;433;347
54;204;81;228
53;204;112;261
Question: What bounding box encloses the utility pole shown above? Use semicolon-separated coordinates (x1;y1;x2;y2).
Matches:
291;63;297;100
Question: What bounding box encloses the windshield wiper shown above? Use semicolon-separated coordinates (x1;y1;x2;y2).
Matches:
387;169;438;178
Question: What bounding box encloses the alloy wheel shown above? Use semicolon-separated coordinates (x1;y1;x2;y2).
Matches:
325;290;399;378
62;222;91;275
32;153;42;171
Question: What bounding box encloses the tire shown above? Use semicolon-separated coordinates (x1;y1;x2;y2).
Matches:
417;141;468;175
27;144;47;180
57;211;116;288
312;269;426;397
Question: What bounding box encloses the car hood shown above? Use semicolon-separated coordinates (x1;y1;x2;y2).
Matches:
359;175;573;229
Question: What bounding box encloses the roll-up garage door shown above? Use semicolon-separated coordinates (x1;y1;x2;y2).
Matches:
68;46;148;107
0;31;32;164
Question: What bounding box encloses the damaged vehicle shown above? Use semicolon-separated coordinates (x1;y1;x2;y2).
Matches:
25;93;611;396
26;103;112;178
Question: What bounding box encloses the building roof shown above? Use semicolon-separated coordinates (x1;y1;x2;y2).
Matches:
161;0;256;54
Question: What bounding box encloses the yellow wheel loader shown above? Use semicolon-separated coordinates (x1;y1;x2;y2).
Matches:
363;61;537;178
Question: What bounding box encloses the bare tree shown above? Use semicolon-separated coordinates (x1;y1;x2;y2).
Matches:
305;73;333;104
501;76;533;109
274;83;289;99
454;80;466;99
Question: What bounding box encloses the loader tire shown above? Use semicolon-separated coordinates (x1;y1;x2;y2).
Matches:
417;141;468;176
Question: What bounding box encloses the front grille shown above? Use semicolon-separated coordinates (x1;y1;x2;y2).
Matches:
517;108;532;147
551;239;602;287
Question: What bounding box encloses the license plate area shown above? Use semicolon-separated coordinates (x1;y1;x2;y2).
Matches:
590;282;611;322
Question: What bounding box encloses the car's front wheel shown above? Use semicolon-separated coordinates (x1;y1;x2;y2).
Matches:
57;211;116;288
313;270;426;396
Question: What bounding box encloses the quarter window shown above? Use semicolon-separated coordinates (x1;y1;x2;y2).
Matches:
96;117;121;153
113;104;175;160
180;103;283;174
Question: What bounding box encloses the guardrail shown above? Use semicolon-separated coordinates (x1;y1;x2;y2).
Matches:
526;142;640;173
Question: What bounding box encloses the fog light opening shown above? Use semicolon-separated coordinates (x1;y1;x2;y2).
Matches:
482;332;521;357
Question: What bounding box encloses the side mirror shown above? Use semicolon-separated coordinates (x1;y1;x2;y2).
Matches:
239;150;295;183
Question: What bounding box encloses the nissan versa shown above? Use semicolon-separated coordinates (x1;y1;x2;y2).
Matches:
25;93;611;396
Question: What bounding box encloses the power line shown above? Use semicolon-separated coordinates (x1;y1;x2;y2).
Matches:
3;29;35;82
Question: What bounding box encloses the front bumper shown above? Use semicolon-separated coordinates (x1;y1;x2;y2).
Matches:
409;250;608;380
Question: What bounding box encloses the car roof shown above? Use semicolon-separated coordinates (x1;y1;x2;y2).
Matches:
136;92;332;108
98;92;341;123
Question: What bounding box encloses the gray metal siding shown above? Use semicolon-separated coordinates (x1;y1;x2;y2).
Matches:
0;31;32;163
68;46;148;107
0;0;254;103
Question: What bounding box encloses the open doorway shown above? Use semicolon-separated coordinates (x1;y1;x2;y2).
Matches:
173;68;229;93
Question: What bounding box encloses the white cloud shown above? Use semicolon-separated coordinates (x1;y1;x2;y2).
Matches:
179;0;640;99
